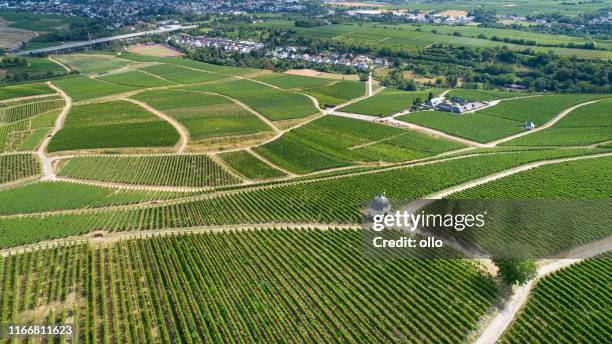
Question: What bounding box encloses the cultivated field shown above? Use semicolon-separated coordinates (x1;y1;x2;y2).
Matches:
47;100;179;152
132;89;272;142
0;83;54;101
0;231;497;343
340;88;444;116
53;54;134;75
53;77;139;102
140;63;227;84
219;150;288;180
0;153;40;184
98;70;175;88
58;154;241;187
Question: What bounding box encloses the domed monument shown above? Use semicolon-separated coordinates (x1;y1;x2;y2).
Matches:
365;194;391;218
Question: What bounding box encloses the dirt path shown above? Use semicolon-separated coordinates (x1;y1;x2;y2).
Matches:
331;110;485;147
474;236;612;344
124;98;189;153
37;82;72;180
48;55;71;72
485;99;605;147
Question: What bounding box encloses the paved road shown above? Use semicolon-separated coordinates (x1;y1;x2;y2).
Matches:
15;25;196;55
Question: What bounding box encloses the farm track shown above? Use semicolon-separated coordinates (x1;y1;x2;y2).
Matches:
474;235;612;344
37;81;72;180
485;98;607;147
47;55;71;72
4;151;611;219
123;98;189;153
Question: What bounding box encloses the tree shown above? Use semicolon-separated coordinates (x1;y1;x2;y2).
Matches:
492;257;537;286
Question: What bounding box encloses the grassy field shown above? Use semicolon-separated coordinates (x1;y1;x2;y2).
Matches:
340;88;444;116
303;80;365;106
501;254;611;343
58;154;241;187
219;150;288;180
132;89;271;141
53;77;139;102
98;70;175;88
0;56;67;79
140;63;227;84
504;98;612;146
0;83;54;101
0;231;497;343
47;100;179;152
446;89;525;102
0;153;39;184
53;54;134;75
253;72;334;89
184;79;320;121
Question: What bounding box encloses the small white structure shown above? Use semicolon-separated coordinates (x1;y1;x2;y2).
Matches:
366;194;391;218
524;121;536;130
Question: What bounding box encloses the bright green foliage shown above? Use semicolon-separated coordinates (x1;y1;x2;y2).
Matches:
53;77;139;102
0;97;64;123
253;73;333;89
0;148;599;247
303;81;365;106
476;94;610;124
0;83;54;101
0;153;40;184
492;257;537;286
132;90;271;141
399;110;523;143
446;89;523;102
0;109;60;153
340;88;444;116
58;154;241;187
500;254;611;344
505;98;612;146
0;231;497;343
219;150;287;180
257;115;463;172
184;79;319;121
140;64;228;84
98;70;175;87
0;181;188;215
47;100;179;152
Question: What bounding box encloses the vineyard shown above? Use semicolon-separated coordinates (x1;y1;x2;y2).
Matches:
445;89;523;102
0;83;54;101
303;80;366;106
58;154;241;187
132;90;271;141
53;53;134;74
0;109;60;153
505;98;612;146
140;63;228;84
255;115;463;173
0;153;40;184
0;148;601;248
219;150;288;180
0;230;498;343
47;100;180;152
184;79;320;121
500;254;611;343
253;72;333;89
339;88;445;116
442;156;612;257
53;77;139;102
98;70;175;88
0;181;192;215
0;96;64;123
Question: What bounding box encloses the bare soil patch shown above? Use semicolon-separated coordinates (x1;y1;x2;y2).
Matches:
285;69;359;81
0;26;37;49
436;10;468;17
127;43;183;57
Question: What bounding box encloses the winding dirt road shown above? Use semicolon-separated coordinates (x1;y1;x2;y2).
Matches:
37;82;72;180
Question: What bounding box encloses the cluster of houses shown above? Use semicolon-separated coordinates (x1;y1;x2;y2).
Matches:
270;47;388;69
345;9;474;25
174;34;264;53
427;96;489;114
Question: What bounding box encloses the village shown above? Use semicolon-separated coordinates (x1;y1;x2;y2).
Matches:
270;46;389;69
